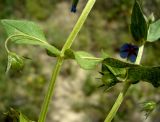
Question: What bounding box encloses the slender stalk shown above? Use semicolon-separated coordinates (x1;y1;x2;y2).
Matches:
4;34;60;55
38;0;96;122
104;45;144;122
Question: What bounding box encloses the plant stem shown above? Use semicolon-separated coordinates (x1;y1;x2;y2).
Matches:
4;34;60;56
61;0;96;54
38;0;96;122
104;45;144;122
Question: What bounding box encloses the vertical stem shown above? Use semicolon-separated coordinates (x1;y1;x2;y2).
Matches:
104;45;144;122
38;0;96;122
38;57;63;122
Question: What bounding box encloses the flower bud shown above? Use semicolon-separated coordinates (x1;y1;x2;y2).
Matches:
6;52;24;73
71;0;79;13
141;101;157;118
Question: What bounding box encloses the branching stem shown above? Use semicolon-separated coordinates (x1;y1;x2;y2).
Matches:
38;0;96;122
104;44;144;122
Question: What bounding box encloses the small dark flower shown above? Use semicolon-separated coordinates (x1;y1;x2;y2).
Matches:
120;43;139;62
71;5;77;13
71;0;79;13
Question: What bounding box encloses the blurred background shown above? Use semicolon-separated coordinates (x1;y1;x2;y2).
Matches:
0;0;160;122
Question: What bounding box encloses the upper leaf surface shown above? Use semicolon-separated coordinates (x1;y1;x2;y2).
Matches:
1;19;46;45
130;1;148;42
128;66;160;87
103;58;138;68
1;19;60;56
102;58;160;87
74;51;102;70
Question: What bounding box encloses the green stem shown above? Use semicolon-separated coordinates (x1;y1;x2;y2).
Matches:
38;0;96;122
104;44;144;122
61;0;96;54
4;34;60;56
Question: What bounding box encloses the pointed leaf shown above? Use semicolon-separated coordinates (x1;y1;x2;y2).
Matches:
102;58;160;87
128;66;160;87
19;112;34;122
147;19;160;42
1;19;60;56
74;51;103;70
130;1;148;42
103;58;138;68
1;19;46;44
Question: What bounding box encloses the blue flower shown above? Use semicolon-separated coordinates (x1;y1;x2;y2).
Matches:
71;0;79;13
120;43;139;62
71;5;77;13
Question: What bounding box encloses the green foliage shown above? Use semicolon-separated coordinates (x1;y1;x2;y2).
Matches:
19;112;34;122
64;49;75;59
74;51;103;70
141;101;157;118
4;108;33;122
6;52;24;73
103;58;138;68
4;108;34;122
65;49;103;70
128;66;160;87
147;19;160;42
65;49;160;88
130;1;148;43
1;19;60;56
101;64;120;91
1;0;160;122
1;19;46;43
102;58;160;88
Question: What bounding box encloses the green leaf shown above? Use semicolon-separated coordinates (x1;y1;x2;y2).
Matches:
74;51;103;70
1;19;60;56
4;108;34;122
64;49;75;59
103;58;138;68
147;19;160;42
128;66;160;87
19;112;34;122
1;19;46;44
130;1;148;42
102;58;160;88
